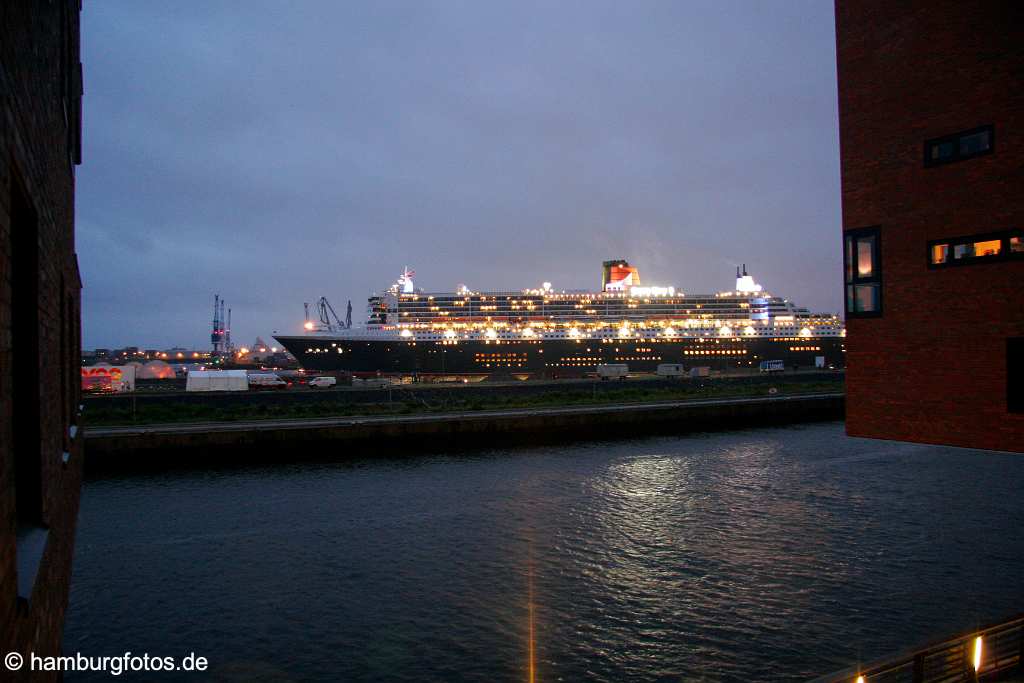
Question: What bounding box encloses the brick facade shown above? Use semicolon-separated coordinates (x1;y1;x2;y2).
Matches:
1;1;84;677
835;0;1024;452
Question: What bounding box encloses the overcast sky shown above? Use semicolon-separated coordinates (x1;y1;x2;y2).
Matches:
78;1;841;350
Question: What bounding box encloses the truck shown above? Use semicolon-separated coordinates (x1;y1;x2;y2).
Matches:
759;359;785;373
185;370;248;392
656;363;685;378
689;366;711;378
596;364;629;381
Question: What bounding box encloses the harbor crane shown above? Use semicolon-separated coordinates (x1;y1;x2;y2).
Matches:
304;297;352;332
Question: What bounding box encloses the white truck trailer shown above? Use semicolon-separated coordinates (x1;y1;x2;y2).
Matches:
656;363;685;378
185;370;249;392
596;364;629;381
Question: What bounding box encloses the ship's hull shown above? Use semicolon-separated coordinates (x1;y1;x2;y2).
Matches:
275;335;846;376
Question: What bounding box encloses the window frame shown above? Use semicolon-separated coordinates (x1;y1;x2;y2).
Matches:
927;229;1024;269
843;226;883;318
923;125;994;167
1010;338;1023;414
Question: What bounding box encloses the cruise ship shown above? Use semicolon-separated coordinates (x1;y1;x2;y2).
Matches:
274;260;845;376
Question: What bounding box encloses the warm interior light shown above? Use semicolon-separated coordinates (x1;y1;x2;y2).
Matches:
855;676;864;683
973;239;1001;257
973;635;982;672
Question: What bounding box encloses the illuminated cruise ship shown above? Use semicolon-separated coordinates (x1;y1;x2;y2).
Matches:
274;260;846;376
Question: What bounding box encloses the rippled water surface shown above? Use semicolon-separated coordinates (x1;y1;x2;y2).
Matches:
64;422;1024;681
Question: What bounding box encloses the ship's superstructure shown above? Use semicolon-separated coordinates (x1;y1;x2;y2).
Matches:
275;261;845;375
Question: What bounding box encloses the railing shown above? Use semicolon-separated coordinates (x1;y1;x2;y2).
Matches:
811;613;1024;683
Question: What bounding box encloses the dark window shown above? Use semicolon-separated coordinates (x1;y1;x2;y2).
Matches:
1010;338;1024;413
924;125;993;167
928;230;1023;268
11;178;43;529
843;227;882;317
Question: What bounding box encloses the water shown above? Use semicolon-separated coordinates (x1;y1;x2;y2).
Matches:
64;422;1024;682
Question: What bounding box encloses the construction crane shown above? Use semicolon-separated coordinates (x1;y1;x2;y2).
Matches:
211;294;224;354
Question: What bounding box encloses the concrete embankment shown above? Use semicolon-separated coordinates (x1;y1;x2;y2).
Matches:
84;393;844;473
86;371;845;410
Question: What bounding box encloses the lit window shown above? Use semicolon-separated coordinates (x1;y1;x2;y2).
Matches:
974;239;1001;257
924;125;993;167
857;240;874;276
929;231;1022;268
844;227;881;317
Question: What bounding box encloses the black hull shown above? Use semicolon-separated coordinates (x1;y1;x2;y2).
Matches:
275;335;846;376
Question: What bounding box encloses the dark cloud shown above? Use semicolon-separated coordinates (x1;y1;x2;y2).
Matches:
79;0;841;349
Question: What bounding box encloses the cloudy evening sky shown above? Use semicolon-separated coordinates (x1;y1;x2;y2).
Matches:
79;1;841;350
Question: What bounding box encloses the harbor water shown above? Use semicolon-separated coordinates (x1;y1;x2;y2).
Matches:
64;422;1024;681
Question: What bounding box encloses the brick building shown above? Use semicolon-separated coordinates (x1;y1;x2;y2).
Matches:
835;0;1023;452
1;0;85;674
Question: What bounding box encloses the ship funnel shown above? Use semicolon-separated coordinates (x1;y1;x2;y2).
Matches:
735;264;763;294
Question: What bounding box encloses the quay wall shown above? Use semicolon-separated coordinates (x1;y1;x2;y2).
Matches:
85;371;844;410
84;394;844;473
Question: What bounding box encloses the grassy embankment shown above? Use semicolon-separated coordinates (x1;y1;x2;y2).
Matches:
84;378;843;427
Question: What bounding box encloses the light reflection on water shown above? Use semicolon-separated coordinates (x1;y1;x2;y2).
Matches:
64;422;1024;682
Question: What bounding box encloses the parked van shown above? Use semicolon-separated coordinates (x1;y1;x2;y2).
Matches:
308;376;337;388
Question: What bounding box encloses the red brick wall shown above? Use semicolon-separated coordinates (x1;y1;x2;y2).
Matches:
0;1;84;677
835;0;1024;452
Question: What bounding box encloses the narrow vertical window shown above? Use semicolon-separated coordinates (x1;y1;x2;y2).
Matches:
843;227;882;317
1010;338;1023;413
11;179;43;528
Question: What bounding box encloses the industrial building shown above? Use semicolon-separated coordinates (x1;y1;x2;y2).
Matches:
1;0;85;673
835;0;1023;451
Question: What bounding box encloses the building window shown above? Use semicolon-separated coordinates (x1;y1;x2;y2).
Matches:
924;125;993;167
11;178;44;530
928;230;1024;268
844;227;881;317
1010;338;1023;413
